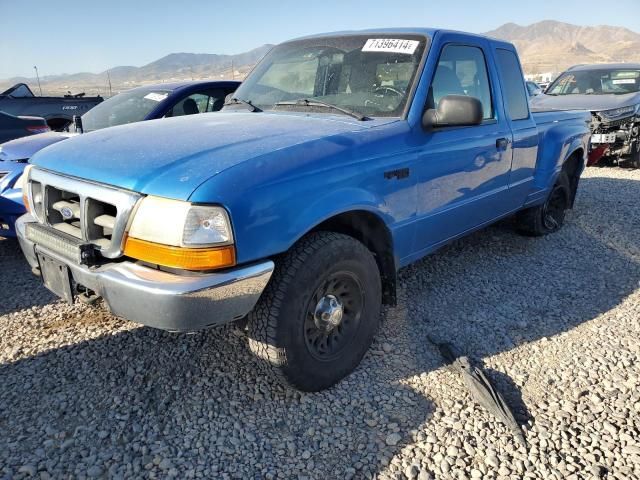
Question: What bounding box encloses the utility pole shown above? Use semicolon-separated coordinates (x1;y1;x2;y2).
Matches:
106;70;112;97
231;60;235;80
33;66;43;96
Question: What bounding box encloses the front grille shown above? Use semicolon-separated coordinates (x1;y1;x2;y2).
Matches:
27;169;141;259
598;115;635;128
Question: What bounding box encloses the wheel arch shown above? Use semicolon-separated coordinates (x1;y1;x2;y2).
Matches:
561;147;585;208
308;210;397;306
44;116;72;131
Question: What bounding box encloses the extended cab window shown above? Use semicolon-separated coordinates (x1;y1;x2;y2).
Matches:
496;49;530;120
431;45;493;120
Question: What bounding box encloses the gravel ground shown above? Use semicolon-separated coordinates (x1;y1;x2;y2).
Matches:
1;167;639;480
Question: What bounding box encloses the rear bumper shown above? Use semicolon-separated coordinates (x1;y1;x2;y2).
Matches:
17;215;274;332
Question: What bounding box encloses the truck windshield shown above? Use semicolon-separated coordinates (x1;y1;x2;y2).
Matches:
231;35;428;117
81;89;171;132
547;68;640;95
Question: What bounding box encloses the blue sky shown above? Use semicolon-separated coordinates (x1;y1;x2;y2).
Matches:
1;0;639;79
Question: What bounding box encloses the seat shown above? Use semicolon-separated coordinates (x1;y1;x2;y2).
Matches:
183;98;200;115
211;97;225;111
432;65;465;106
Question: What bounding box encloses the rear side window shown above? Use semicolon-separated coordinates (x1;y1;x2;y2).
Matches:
496;49;529;121
431;45;494;120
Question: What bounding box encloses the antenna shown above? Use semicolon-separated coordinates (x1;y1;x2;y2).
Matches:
33;66;43;96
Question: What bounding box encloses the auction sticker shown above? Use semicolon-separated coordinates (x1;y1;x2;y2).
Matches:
612;79;636;85
144;92;169;102
362;39;419;54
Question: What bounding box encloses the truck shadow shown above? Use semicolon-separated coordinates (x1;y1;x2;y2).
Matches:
0;237;56;316
0;175;638;478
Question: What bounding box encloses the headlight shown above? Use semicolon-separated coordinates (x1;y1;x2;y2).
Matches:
125;196;235;270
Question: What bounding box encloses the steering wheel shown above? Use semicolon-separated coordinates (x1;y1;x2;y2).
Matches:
365;86;405;110
373;86;404;97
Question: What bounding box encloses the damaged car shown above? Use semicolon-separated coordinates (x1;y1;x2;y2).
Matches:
531;63;640;168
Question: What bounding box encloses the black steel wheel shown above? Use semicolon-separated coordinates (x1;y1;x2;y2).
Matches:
303;272;364;362
541;181;569;232
516;171;571;236
247;232;381;392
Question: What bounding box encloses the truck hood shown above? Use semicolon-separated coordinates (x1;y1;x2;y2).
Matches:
0;131;74;162
531;92;640;113
30;111;389;200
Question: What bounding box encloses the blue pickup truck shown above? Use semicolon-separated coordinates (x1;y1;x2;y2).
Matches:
17;29;590;391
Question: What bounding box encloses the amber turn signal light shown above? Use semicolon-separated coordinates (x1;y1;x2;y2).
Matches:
22;190;30;213
123;236;236;271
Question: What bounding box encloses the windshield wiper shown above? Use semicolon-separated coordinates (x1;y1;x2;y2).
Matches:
224;97;262;112
274;99;369;121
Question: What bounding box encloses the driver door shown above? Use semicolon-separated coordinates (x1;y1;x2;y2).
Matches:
412;39;513;252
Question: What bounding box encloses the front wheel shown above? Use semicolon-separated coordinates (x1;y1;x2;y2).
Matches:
247;232;382;392
629;140;640;169
516;172;571;236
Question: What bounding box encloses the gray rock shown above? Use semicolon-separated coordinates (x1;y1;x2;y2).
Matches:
87;465;103;478
386;433;402;446
18;465;37;476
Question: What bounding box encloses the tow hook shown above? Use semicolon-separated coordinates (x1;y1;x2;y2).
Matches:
78;289;100;305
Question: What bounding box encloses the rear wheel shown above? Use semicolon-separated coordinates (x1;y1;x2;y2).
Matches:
516;172;571;236
46;118;71;132
247;232;381;391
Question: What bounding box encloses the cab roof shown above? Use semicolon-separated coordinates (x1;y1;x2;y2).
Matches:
289;27;512;47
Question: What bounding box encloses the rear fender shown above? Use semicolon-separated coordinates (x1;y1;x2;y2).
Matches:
534;125;588;193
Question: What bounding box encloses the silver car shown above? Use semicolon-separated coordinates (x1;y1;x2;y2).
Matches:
531;63;640;168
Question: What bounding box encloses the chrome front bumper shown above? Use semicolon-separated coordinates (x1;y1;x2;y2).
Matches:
17;215;274;332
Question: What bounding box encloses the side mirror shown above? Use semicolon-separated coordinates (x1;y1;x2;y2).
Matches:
422;95;483;129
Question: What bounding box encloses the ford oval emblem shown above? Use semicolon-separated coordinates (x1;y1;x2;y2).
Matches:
60;207;74;220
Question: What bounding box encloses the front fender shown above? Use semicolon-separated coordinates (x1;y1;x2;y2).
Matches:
230;183;396;266
288;187;392;244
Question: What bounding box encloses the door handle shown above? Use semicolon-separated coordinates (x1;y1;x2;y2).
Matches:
496;138;510;150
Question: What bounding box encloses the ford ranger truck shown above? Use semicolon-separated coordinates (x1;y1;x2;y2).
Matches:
17;29;591;391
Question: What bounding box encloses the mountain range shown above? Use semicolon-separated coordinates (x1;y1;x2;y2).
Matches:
0;45;273;96
485;20;640;74
2;21;640;96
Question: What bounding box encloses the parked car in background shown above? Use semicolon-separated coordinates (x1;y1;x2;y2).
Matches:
0;80;240;237
0;83;103;131
526;81;543;97
0;111;50;143
17;29;589;391
531;63;640;167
